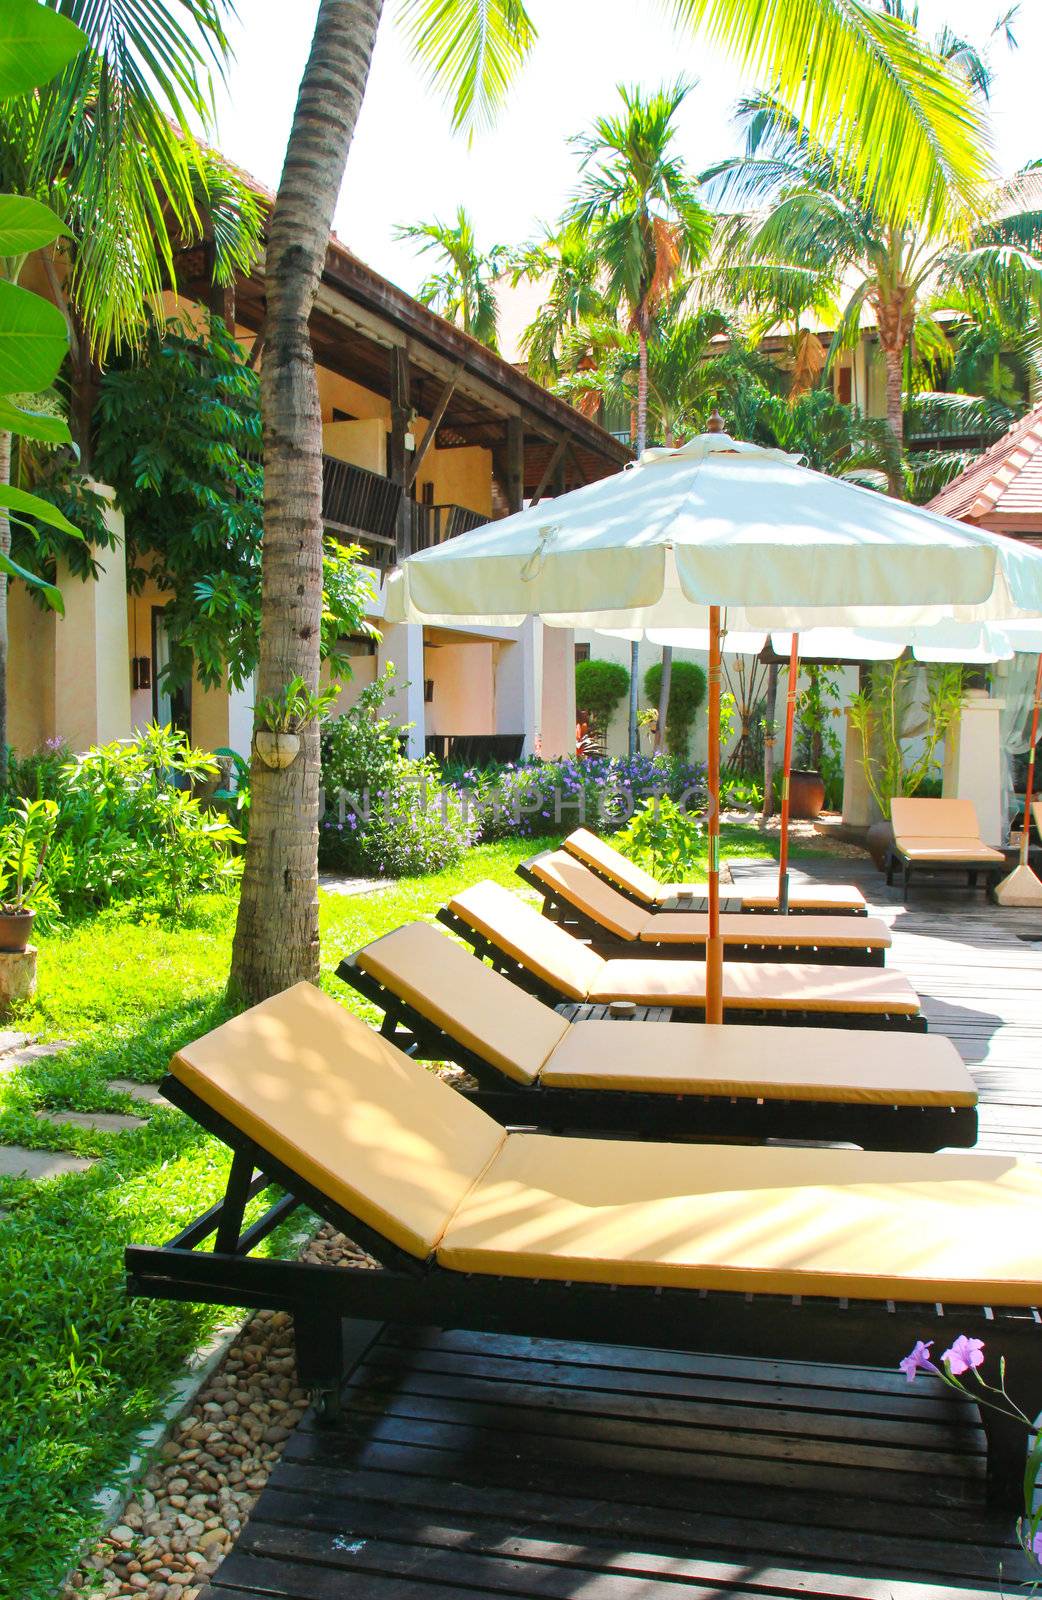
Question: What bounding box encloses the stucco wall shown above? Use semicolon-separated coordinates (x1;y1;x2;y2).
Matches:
322;418;386;474
8;583;55;753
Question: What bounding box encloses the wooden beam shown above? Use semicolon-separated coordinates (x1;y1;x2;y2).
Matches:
529;435;569;505
406;363;463;490
506;415;525;515
389;347;412;557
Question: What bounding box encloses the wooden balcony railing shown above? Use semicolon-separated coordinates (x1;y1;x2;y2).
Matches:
322;454;488;568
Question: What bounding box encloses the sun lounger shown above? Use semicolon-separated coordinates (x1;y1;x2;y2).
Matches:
887;798;1006;896
125;981;1042;1508
440;880;925;1030
339;920;976;1147
565;826;868;915
519;849;890;966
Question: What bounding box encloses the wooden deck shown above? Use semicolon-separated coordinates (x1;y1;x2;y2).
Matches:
201;860;1042;1599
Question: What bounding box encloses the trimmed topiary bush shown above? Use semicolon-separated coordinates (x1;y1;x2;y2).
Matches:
575;657;630;737
644;660;707;757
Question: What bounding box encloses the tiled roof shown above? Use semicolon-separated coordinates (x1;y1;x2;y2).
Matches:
927;405;1042;524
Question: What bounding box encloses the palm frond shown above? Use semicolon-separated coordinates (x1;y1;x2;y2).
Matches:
396;0;536;137
667;0;992;226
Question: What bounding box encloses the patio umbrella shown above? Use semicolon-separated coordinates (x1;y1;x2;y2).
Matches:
385;430;1042;1022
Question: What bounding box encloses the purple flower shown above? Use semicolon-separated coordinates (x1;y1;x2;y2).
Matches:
1029;1528;1042;1563
942;1335;985;1376
899;1340;939;1383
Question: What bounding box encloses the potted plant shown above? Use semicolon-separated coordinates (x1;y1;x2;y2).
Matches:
0;799;58;952
791;665;841;819
849;658;966;867
254;677;339;770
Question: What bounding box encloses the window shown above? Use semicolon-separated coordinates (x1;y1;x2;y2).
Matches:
837;366;853;405
574;642;591;665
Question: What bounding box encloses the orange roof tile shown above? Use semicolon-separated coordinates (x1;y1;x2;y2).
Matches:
927;405;1042;525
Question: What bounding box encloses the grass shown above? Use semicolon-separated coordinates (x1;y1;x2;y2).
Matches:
0;824;792;1598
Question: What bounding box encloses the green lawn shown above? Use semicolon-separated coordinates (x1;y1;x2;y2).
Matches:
0;825;793;1597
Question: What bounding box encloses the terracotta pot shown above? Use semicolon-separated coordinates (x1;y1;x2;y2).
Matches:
256;730;300;770
0;909;35;953
866;818;895;872
789;769;826;821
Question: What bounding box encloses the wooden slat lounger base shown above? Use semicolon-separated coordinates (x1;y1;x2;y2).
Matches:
127;1071;1039;1512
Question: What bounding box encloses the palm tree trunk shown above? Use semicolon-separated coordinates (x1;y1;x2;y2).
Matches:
0;430;10;789
229;0;383;1006
882;342;905;499
636;328;649;455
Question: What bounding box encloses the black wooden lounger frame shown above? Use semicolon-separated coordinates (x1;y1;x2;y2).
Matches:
436;905;928;1034
126;1072;1041;1512
885;844;1005;900
337;950;975;1151
517;852;886;967
563;841;868;917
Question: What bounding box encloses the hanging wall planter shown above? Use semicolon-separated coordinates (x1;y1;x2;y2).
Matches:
256;730;300;770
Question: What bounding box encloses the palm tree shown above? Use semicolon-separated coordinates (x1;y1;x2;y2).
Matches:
708;91;1042;495
395;206;503;347
230;0;999;1001
510;225;608;383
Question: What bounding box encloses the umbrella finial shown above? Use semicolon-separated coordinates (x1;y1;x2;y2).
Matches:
707;409;726;434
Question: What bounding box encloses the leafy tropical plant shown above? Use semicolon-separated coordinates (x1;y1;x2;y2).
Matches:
42;724;242;916
575;657;630;739
644;660;706;757
510;224;610;383
87;313;376;691
614;795;704;879
0;796;57;915
849;658;965;818
320;665;407;802
395;206;504;347
255;678;340;736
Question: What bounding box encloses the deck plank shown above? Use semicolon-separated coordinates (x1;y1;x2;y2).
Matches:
201;858;1041;1599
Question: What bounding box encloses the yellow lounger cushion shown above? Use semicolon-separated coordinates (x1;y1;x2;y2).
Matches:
740;885;867;913
450;880;604;1001
356;922;569;1085
894;835;1005;864
564;828;867;913
590;959;920;1014
529;851;650;940
536;851;882;945
539;1019;976;1105
890;796;985;840
172;984;504;1261
565;827;663;906
636;911;891;949
437;1133;1042;1304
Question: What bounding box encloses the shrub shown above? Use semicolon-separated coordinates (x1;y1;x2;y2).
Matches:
575;658;630;737
35;725;243;917
614;795;705;878
320;759;476;876
449;752;708;842
320;664;405;801
643;660;707;757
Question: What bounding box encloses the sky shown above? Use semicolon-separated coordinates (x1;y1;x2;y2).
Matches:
212;1;1042;300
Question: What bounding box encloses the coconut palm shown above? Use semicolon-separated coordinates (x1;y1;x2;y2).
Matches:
395;206;503;347
707;91;1042;495
230;0;1000;1001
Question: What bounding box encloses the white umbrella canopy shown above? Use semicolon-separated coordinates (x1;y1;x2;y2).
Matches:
385;433;1042;630
386;429;1042;1022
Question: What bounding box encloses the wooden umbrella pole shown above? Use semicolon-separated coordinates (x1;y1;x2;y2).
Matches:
1019;652;1042;868
777;633;800;915
706;606;724;1025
